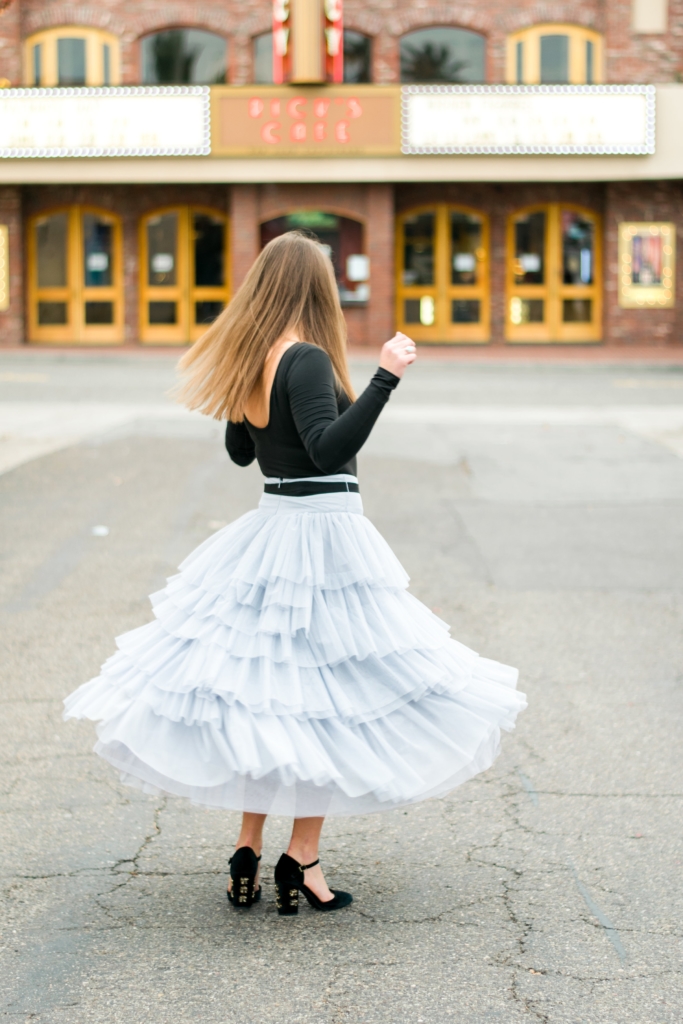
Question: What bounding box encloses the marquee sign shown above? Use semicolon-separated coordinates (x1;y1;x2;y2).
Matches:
0;86;210;157
402;85;656;155
211;86;399;156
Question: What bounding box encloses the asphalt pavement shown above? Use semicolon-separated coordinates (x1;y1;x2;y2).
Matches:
1;350;682;1024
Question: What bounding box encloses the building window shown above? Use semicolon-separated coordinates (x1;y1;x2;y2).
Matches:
506;204;602;342
507;25;603;84
140;207;229;344
24;28;120;87
253;32;273;83
400;27;485;84
28;207;124;344
396;205;490;343
141;29;227;84
344;30;371;83
261;212;369;305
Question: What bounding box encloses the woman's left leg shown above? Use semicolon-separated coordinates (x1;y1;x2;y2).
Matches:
227;812;266;896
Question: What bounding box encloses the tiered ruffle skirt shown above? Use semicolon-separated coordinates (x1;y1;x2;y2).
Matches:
64;487;526;816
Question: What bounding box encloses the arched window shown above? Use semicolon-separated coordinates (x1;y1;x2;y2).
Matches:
141;29;227;84
253;32;273;84
507;25;603;84
261;212;368;305
400;27;485;84
28;207;124;343
344;30;371;83
396;205;490;343
139;207;229;343
23;28;120;87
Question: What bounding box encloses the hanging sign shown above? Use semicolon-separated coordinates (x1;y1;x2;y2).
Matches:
273;0;291;85
325;0;343;84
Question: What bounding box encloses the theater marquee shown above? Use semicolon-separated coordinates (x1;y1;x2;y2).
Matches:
0;87;210;157
211;86;401;156
402;85;656;155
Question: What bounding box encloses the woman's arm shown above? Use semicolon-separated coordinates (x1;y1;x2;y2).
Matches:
225;420;256;466
286;345;400;474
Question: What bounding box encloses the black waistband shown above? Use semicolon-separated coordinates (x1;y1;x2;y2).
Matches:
264;480;360;496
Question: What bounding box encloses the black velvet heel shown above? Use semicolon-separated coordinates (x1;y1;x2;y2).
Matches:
274;853;353;916
227;847;262;908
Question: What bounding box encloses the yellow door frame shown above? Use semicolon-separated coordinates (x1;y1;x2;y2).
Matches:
395;204;490;343
139;206;230;345
506;203;602;343
27;205;124;345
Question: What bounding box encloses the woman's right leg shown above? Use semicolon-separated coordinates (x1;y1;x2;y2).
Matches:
287;816;334;902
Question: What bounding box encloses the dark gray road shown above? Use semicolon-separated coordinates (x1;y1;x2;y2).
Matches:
1;352;682;1023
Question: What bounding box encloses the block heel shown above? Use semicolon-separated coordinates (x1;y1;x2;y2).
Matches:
227;846;261;909
275;881;300;915
274;853;353;915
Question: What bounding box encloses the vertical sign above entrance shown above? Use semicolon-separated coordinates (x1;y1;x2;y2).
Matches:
325;0;343;83
272;0;291;84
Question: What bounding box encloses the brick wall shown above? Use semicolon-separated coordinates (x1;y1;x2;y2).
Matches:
2;0;680;86
0;0;21;85
604;180;683;346
0;186;24;346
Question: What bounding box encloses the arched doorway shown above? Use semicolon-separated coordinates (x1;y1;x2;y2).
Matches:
139;207;229;344
396;205;490;342
506;204;602;341
27;206;124;343
260;211;369;305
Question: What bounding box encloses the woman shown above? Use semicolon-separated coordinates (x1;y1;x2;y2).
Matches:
64;232;526;916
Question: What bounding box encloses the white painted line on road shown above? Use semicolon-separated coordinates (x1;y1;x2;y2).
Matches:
383;404;683;457
1;402;683;475
0;402;204;475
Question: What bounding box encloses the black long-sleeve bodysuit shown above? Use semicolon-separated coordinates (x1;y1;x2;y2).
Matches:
225;343;399;478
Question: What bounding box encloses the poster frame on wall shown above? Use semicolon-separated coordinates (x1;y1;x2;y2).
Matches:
618;221;675;308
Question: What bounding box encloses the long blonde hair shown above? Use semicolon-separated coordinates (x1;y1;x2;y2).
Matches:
176;230;355;421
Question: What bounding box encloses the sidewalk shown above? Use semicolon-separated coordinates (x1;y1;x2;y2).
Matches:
1;342;683;366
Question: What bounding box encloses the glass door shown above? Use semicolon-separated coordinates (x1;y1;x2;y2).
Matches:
28;207;123;343
140;207;229;344
506;204;601;342
396;205;489;343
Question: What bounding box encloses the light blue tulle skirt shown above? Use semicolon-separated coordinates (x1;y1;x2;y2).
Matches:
64;475;527;816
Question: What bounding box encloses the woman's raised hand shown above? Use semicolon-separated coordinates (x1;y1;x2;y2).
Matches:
379;333;417;379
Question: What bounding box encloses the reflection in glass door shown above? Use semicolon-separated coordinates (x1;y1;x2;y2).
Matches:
28;206;123;343
507;204;601;341
140;207;229;344
396;205;490;342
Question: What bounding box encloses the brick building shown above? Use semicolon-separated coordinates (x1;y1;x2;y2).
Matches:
0;0;680;348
